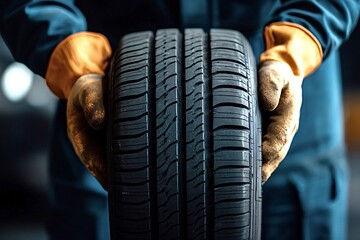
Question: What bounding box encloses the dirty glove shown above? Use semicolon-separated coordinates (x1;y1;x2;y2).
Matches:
259;22;323;182
67;74;107;188
45;32;112;189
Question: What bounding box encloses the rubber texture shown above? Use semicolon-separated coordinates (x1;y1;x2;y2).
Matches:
107;29;262;240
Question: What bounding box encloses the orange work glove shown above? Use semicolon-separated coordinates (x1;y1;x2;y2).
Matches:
259;22;323;182
45;32;112;189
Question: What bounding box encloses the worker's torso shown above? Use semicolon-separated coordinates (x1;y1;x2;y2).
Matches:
75;0;277;46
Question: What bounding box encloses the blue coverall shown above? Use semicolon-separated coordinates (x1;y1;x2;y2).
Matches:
0;1;359;239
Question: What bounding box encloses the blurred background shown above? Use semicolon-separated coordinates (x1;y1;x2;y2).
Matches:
0;24;359;239
341;20;360;240
0;35;56;239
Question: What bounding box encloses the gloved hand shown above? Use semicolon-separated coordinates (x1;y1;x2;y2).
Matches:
259;61;303;182
259;22;323;182
67;74;107;188
45;32;112;189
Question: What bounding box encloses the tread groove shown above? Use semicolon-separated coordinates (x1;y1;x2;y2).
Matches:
148;32;158;240
205;31;215;240
179;31;187;240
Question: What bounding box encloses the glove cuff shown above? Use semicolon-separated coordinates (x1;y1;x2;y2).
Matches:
259;22;323;78
45;32;112;99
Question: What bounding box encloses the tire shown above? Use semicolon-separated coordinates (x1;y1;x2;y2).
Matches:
107;29;262;240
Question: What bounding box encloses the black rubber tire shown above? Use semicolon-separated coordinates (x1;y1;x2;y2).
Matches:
107;29;262;240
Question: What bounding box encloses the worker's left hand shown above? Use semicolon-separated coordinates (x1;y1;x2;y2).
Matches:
258;22;323;183
258;61;303;183
66;74;107;189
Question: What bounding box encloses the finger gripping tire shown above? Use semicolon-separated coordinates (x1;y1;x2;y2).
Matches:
108;29;262;240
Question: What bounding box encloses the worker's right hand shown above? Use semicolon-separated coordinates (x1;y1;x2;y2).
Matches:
45;32;112;189
67;74;107;189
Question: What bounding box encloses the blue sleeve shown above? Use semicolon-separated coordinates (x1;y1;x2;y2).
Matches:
0;0;87;77
268;0;360;59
